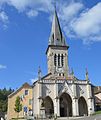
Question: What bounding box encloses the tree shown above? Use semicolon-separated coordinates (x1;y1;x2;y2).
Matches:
14;96;22;118
0;88;14;113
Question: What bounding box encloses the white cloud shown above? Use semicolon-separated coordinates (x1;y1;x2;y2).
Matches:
0;0;53;28
30;78;38;83
0;11;8;23
60;2;101;43
4;0;53;12
0;0;101;44
0;64;7;70
26;10;38;18
9;0;33;12
60;2;84;22
71;3;101;41
0;11;9;28
0;0;8;5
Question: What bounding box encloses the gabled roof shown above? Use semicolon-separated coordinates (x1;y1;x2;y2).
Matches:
41;73;52;80
40;73;74;81
95;96;101;105
8;82;32;98
94;86;101;94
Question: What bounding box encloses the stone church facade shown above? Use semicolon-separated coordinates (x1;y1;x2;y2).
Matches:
32;10;95;118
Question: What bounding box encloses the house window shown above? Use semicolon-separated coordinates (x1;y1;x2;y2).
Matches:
29;99;32;105
24;106;27;113
25;90;28;95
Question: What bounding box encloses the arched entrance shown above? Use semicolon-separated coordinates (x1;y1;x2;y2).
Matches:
78;97;88;116
60;93;72;117
44;96;54;117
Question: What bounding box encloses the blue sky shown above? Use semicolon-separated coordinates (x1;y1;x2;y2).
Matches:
0;0;101;89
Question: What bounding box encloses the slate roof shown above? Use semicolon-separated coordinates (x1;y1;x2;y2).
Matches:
49;9;67;46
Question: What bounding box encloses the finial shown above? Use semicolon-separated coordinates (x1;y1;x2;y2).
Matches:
53;0;56;10
85;68;89;81
71;68;74;77
38;66;42;80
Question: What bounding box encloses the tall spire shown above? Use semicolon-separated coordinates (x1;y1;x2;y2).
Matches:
49;8;66;46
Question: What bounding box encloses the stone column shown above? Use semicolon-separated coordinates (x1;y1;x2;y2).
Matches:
57;98;60;117
72;82;79;116
39;81;42;97
38;81;43;117
72;98;79;116
54;97;60;117
87;83;94;115
54;81;60;117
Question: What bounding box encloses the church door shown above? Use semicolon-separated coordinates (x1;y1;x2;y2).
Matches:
60;93;72;117
44;96;54;117
78;97;88;116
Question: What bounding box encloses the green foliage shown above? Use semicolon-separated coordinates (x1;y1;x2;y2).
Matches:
93;110;101;115
14;96;22;113
0;88;14;112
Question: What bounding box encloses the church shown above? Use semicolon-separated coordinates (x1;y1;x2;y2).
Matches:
32;9;95;118
7;8;95;120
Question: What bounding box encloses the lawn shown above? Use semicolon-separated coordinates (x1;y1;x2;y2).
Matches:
94;110;101;115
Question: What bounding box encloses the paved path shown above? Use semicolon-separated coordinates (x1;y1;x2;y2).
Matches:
57;114;101;120
18;114;101;120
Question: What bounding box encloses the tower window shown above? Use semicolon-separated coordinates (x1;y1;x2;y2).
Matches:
54;54;57;66
61;54;64;67
59;73;61;76
63;73;64;76
58;54;60;67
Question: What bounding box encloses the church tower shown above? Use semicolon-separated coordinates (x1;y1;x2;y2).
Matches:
46;10;69;77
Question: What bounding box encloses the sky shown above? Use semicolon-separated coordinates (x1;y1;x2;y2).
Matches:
0;0;101;89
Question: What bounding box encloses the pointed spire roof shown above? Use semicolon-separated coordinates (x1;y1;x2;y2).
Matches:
49;9;66;46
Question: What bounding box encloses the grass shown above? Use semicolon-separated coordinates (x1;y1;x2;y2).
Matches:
93;110;101;115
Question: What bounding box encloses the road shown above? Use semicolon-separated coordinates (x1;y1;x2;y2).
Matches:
57;114;101;120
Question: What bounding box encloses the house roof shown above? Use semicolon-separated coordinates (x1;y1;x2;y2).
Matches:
95;96;101;105
94;86;101;94
8;82;32;98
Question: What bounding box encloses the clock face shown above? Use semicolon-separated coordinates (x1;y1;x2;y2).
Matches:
56;67;64;73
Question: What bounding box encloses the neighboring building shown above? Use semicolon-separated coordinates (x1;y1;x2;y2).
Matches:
32;10;95;118
94;86;101;111
7;83;32;120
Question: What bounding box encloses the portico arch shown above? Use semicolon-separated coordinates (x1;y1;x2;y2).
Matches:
60;93;72;117
44;96;54;117
78;97;88;116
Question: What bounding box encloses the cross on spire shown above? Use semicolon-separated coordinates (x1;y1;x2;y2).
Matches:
54;0;56;10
